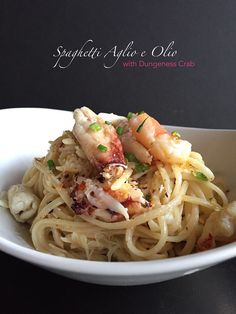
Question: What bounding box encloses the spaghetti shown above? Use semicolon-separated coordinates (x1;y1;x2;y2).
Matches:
2;108;236;261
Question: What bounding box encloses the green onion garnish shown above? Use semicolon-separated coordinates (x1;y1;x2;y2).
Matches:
125;152;149;173
89;122;102;132
116;126;124;136
47;160;55;170
193;171;208;181
135;163;149;173
171;131;181;139
97;144;108;152
138;110;144;115
105;120;112;125
127;112;134;120
125;152;139;163
136;117;148;133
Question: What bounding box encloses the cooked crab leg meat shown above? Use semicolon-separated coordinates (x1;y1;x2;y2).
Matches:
7;184;40;223
73;107;125;171
70;178;129;220
70;177;150;221
197;201;236;251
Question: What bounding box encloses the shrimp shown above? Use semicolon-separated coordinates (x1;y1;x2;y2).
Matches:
116;119;152;164
73;107;125;172
98;112;152;165
128;112;192;164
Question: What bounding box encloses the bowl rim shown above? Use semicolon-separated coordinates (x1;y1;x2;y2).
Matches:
0;233;236;276
1;107;236;132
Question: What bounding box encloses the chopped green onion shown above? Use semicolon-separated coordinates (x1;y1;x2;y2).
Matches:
193;171;208;181
136;117;148;133
145;193;151;202
125;152;139;163
127;112;134;120
105;120;112;125
97;144;108;152
138;110;144;115
116;126;124;136
125;152;149;173
47;159;55;170
89;122;102;132
135;163;149;173
171;131;181;139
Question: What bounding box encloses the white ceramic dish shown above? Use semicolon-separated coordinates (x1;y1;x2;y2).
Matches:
0;107;236;286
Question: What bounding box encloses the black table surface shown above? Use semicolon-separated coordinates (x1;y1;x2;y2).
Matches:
1;1;236;313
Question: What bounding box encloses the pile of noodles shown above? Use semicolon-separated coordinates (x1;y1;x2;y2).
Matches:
18;130;232;261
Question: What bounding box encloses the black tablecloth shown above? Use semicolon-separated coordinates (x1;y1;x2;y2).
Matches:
1;1;236;313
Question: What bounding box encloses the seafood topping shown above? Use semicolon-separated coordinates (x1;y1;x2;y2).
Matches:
128;112;192;164
70;177;129;220
70;182;91;215
115;118;153;165
73;107;125;171
197;201;236;251
70;175;151;221
7;184;40;222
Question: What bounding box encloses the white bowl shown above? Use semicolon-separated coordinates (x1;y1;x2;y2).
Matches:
0;108;236;286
